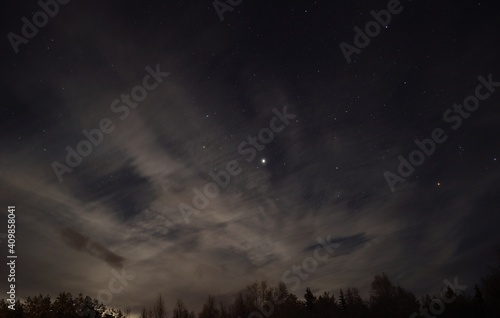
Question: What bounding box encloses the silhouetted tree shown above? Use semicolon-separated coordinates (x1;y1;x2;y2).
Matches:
481;250;500;317
199;295;219;318
24;294;51;318
141;307;150;318
219;302;229;318
339;289;347;311
304;287;316;310
4;263;500;318
345;287;368;318
52;292;76;318
315;292;340;318
472;285;486;318
229;292;248;318
75;293;101;318
369;272;418;318
152;294;168;318
173;299;194;318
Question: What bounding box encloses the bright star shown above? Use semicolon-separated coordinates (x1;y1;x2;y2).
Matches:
261;159;266;164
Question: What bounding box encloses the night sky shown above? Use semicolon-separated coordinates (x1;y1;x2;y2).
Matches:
1;0;500;316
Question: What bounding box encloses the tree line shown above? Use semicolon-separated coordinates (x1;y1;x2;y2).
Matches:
1;252;499;318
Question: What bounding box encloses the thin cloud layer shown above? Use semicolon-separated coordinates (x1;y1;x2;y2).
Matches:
1;0;500;316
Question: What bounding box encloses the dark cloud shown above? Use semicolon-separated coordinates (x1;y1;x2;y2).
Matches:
61;228;125;269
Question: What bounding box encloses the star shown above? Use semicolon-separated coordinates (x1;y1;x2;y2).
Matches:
261;159;266;164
